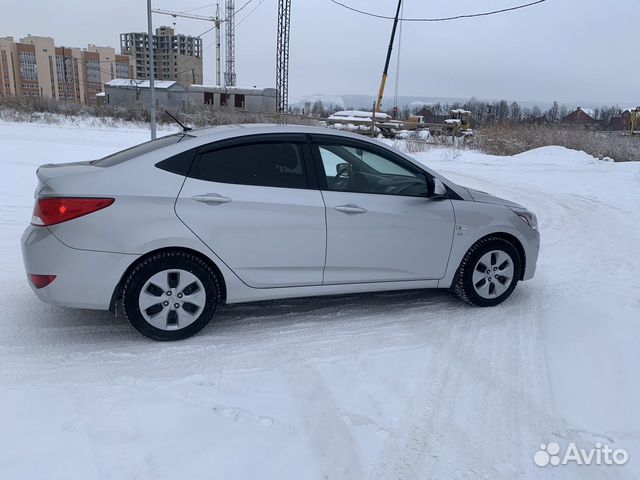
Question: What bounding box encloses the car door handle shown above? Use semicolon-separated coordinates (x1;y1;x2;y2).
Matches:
191;194;232;205
335;204;367;214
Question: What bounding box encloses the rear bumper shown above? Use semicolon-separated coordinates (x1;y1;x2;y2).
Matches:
21;225;137;310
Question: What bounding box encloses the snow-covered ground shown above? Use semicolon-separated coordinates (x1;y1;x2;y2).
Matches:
1;120;639;479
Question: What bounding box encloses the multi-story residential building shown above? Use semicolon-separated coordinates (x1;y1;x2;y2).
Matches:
120;26;202;85
86;44;134;88
54;46;82;102
0;34;134;104
0;37;18;97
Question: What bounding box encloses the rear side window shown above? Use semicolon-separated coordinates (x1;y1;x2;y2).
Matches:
92;134;194;167
192;142;308;189
156;149;197;176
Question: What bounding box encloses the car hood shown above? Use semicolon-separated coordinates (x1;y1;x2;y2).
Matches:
465;187;525;209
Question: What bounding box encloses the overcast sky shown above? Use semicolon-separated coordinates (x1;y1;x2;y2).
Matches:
2;0;638;106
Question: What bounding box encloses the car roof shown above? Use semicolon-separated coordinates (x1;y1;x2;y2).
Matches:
188;123;378;143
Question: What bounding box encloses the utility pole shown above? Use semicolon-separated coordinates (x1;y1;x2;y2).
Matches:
224;0;236;86
147;0;157;140
375;0;402;113
276;0;291;113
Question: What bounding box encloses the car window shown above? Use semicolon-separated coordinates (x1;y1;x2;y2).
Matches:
155;148;197;176
318;144;428;197
92;134;193;167
343;146;414;176
192;142;308;189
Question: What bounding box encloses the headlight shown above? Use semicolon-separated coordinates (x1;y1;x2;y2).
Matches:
510;208;538;231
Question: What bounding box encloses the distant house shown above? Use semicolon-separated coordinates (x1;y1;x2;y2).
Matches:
562;107;598;126
607;107;637;131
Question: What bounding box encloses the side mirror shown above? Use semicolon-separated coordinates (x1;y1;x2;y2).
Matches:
336;162;352;178
432;178;448;199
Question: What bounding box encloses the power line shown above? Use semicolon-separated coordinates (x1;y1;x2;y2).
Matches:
235;0;259;16
203;0;263;50
178;3;217;14
176;0;260;38
198;24;218;36
197;0;262;35
328;0;547;22
237;0;265;26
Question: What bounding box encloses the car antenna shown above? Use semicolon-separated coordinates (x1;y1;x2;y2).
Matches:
164;110;193;132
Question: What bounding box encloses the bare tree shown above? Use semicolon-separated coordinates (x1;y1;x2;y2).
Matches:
311;99;325;117
510;101;522;122
547;101;560;123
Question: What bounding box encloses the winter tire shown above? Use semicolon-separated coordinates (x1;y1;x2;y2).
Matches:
453;237;522;307
123;251;219;340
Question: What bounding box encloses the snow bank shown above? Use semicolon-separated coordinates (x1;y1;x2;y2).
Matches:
512;145;605;165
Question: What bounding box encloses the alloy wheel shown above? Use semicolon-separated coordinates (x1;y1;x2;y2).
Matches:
138;269;206;330
472;250;515;299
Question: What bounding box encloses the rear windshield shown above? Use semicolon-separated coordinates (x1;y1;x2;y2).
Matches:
91;133;194;167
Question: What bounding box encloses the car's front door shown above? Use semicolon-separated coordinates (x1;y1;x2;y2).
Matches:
311;136;455;284
175;134;326;288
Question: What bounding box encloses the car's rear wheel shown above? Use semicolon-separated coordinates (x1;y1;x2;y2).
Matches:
453;237;521;307
123;251;218;340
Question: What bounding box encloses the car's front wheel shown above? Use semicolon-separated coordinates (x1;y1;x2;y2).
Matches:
123;251;219;340
453;237;522;307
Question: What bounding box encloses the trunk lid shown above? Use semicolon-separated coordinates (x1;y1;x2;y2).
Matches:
35;160;102;195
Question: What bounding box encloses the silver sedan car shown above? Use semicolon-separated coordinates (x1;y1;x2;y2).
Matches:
22;124;539;340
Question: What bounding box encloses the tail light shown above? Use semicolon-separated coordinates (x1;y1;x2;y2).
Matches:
31;197;114;226
28;274;57;289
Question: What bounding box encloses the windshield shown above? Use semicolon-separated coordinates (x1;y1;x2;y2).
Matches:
91;133;194;167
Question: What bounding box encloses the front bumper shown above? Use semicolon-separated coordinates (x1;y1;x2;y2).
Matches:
522;232;540;280
21;225;137;310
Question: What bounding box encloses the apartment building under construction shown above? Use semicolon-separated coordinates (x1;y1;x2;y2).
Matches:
120;26;203;86
0;35;134;104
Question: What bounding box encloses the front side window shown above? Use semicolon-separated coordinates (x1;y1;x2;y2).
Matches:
192;142;307;189
317;144;428;197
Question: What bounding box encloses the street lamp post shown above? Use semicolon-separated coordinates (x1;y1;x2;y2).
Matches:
147;0;157;139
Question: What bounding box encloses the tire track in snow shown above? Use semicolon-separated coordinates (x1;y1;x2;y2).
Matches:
284;365;365;479
373;296;562;479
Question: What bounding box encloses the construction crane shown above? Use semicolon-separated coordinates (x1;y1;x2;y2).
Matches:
152;7;223;85
375;0;402;113
225;0;236;86
276;0;292;113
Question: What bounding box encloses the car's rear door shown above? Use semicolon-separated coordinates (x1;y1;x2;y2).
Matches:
175;134;326;288
310;135;455;284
